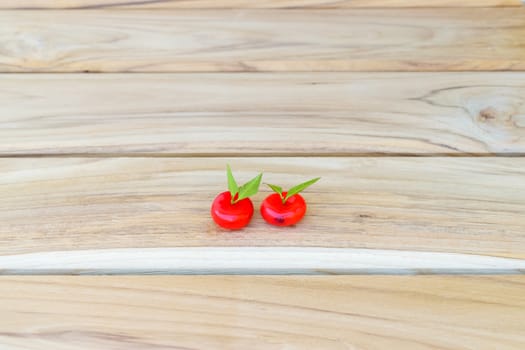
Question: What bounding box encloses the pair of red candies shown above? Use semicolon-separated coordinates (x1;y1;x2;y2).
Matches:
211;165;320;230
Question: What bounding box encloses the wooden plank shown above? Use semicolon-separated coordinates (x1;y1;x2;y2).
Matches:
1;0;521;9
1;276;524;349
2;73;525;156
1;157;524;271
1;9;524;72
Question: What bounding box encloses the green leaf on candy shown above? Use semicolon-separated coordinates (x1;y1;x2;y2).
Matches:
284;177;320;203
265;183;284;201
235;172;263;203
226;164;239;198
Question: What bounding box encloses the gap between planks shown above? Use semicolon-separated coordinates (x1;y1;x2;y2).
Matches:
4;69;525;73
2;153;525;158
0;0;522;9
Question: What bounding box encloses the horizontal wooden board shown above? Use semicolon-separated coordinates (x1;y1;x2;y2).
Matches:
1;0;521;9
2;73;525;156
1;276;524;349
1;9;524;72
1;157;524;270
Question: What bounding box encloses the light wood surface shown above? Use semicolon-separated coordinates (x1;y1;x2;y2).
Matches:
3;3;525;348
1;276;524;349
1;9;524;72
1;0;521;9
2;73;525;156
1;157;524;261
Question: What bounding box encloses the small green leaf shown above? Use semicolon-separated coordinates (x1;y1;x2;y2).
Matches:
265;183;284;202
284;177;320;202
226;164;239;198
235;172;263;202
265;183;283;195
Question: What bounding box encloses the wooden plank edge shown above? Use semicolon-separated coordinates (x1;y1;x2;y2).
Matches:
2;153;525;158
1;247;524;275
0;1;522;9
4;66;525;73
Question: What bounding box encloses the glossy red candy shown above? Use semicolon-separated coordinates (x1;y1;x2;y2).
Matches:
260;192;307;227
211;191;254;230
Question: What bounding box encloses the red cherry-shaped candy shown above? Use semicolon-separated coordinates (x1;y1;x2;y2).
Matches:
260;192;307;227
211;191;254;230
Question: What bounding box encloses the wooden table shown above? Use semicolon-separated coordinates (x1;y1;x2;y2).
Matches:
1;1;525;349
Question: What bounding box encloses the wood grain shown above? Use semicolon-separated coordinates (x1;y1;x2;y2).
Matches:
1;276;524;349
1;9;524;72
2;73;525;156
1;0;521;9
1;157;524;261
